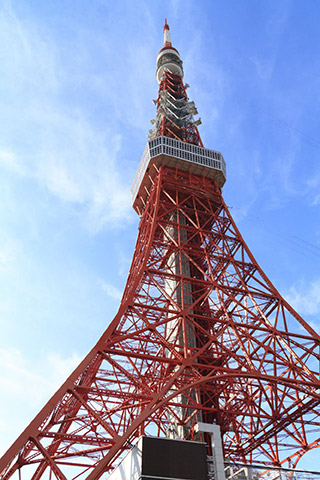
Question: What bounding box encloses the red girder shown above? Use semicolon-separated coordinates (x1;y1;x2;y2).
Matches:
41;432;112;447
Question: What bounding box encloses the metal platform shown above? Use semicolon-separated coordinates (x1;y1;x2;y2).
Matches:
131;136;226;214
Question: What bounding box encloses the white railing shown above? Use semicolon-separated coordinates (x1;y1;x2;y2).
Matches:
224;462;320;480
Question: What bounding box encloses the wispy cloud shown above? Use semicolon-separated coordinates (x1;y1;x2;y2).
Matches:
0;3;133;232
284;278;320;317
304;173;320;207
101;281;123;301
250;3;290;83
249;56;275;83
0;347;82;454
0;238;20;266
310;194;320;207
0;150;25;175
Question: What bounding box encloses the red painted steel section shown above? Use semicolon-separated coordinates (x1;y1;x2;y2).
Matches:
1;166;320;480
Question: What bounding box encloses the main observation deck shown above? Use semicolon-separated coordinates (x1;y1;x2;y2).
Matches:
132;136;226;214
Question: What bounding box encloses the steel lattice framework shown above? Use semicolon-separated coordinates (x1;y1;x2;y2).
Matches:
150;70;203;146
1;19;320;480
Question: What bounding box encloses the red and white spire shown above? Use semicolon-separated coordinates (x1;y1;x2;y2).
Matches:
156;19;183;83
150;20;203;147
163;18;172;47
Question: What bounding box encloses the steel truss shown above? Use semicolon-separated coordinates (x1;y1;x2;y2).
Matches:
1;165;320;480
150;71;203;146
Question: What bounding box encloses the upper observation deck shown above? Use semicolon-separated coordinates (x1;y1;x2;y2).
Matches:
131;136;226;215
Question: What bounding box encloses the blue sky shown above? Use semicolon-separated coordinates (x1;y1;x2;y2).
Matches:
1;0;320;470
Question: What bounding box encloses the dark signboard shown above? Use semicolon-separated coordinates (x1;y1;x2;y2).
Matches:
141;436;208;480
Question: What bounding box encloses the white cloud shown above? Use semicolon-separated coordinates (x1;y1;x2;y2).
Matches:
250;4;289;82
0;238;20;266
115;244;133;278
40;154;83;203
284;279;320;317
101;281;123;301
0;3;133;232
310;191;320;207
46;352;83;385
33;111;132;229
250;56;275;82
311;196;320;206
0;150;25;175
0;347;82;455
0;3;59;92
0;348;81;406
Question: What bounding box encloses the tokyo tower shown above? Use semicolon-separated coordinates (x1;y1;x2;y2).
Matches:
1;20;320;480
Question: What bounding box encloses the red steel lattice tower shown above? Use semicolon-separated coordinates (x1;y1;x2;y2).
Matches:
1;20;320;480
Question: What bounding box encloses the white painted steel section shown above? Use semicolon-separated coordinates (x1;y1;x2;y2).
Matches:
131;143;149;205
164;29;171;46
196;423;226;480
156;49;183;82
107;438;142;480
156;48;179;62
131;136;226;204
